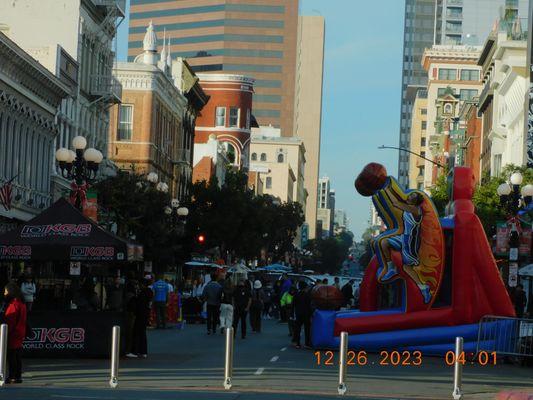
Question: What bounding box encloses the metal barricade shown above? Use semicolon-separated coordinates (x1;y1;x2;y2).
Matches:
476;315;533;362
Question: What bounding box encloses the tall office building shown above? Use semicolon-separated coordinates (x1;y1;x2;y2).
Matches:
294;15;325;240
397;0;527;188
128;0;299;136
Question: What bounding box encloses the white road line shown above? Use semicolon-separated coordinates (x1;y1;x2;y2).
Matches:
51;396;116;400
280;347;287;352
270;356;279;362
254;367;265;375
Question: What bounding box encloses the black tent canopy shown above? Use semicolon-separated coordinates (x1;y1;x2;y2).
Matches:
0;198;142;262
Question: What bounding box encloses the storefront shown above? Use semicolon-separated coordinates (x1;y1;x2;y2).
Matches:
0;198;142;357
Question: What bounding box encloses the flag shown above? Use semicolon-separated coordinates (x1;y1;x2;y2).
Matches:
0;178;14;211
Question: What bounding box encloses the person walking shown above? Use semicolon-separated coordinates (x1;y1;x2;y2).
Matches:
106;276;124;311
233;279;251;339
334;277;341;290
152;275;170;329
512;284;527;318
281;287;296;337
250;280;265;333
341;279;355;308
3;283;27;383
292;281;312;349
20;275;36;312
124;279;138;358
262;283;273;319
219;278;234;334
132;278;153;358
272;280;282;320
202;273;223;335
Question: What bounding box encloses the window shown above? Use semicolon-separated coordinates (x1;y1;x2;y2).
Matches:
421;121;427;130
229;107;239;127
460;69;479;81
277;153;284;163
438;68;457;80
260;153;267;161
421;137;426;147
118;105;133;141
215;107;226;127
266;177;272;189
420;151;426;159
421;108;427;115
251;152;257;161
459;89;478;100
437;87;456;97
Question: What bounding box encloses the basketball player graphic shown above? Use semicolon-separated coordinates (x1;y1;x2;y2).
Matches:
375;192;432;304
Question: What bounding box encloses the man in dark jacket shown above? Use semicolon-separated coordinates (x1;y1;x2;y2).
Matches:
292;281;312;349
341;280;355;308
202;273;223;335
233;279;251;339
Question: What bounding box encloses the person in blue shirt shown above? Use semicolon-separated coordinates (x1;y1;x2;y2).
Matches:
152;275;170;329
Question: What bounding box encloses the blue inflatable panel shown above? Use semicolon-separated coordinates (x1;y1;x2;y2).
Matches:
401;341;494;356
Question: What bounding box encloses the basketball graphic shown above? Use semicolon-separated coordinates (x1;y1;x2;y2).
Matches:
354;163;388;197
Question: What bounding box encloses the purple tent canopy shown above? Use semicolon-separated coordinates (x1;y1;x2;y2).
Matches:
0;198;142;262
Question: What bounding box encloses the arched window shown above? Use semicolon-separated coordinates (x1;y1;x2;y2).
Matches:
251;152;257;161
260;153;267;161
277;153;284;163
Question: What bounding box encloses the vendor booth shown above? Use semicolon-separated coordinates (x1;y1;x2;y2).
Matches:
0;198;142;357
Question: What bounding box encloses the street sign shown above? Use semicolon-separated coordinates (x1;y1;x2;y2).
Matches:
509;262;518;287
509;247;519;261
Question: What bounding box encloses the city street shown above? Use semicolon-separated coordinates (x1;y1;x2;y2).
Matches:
4;320;532;400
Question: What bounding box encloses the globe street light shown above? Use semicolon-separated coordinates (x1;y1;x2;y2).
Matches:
55;136;103;210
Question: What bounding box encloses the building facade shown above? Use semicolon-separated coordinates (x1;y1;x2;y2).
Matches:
0;0;125;199
317;176;334;238
408;90;428;190
128;0;299;135
194;74;254;177
0;31;69;229
398;0;527;187
421;45;482;188
293;15;324;240
108;22;197;200
458;99;482;183
478;22;529;177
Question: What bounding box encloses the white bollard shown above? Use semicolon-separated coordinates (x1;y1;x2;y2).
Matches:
0;324;7;387
452;336;463;400
338;331;348;395
224;327;234;390
109;325;120;388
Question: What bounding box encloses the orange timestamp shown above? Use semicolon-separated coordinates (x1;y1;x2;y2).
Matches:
314;350;423;366
444;351;497;366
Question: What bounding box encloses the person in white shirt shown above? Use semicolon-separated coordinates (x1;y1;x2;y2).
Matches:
20;275;36;312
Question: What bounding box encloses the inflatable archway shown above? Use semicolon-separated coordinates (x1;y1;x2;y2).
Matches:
311;164;515;355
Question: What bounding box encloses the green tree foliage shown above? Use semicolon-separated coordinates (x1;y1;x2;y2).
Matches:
429;171;450;216
304;231;354;274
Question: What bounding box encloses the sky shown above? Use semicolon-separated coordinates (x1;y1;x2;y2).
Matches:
116;0;406;241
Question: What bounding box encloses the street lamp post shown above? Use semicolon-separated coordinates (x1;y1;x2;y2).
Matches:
496;172;533;288
55;136;103;211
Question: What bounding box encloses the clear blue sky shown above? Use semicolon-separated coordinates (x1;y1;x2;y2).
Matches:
116;0;406;241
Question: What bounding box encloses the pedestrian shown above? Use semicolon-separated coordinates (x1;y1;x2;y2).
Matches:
292;281;312;349
341;279;355;308
20;275;36;312
124;278;138;358
202;272;223;335
131;277;153;358
281;286;296;336
219;278;234;334
152;275;170;329
250;280;265;333
106;276;124;311
280;274;292;322
334;277;341;290
2;283;27;383
272;280;282;320
322;278;328;285
512;284;527;318
233;279;251;339
262;283;273;319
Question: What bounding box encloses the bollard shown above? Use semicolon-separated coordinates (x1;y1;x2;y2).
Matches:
223;327;234;390
0;324;7;388
338;331;348;395
452;336;463;400
109;325;120;388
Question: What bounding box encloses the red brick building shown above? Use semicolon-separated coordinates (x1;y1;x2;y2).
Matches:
192;74;255;182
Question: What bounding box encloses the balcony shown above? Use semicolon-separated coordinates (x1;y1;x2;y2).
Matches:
92;0;126;17
477;83;493;114
90;74;122;104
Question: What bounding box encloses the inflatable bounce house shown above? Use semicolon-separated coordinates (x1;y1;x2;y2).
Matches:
311;163;516;355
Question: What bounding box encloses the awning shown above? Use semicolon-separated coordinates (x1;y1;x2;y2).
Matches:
519;264;533;277
0;197;142;262
185;261;223;269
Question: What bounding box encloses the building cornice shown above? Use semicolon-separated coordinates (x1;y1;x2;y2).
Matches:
197;73;255;85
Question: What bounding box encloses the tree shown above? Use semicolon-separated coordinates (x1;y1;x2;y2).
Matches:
429;170;450;217
304;231;354;274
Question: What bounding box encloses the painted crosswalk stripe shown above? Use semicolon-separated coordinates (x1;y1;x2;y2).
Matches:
280;347;287;351
254;367;265;375
270;356;279;362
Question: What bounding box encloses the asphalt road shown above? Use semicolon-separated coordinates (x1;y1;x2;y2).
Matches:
4;319;533;399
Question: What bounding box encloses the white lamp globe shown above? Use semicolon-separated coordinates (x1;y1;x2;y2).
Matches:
72;136;87;150
177;207;189;217
55;148;70;162
93;149;103;164
521;184;533;197
156;182;169;193
497;183;512;196
84;148;99;162
510;172;523;186
146;172;158;183
164;206;172;215
171;199;180;208
67;150;76;163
